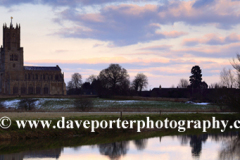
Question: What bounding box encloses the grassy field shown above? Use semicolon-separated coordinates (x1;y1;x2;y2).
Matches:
0;97;221;112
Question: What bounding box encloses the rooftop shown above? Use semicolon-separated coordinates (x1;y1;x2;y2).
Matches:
24;65;60;71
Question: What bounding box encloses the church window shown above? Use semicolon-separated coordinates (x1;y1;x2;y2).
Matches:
14;55;18;61
36;74;38;80
36;87;41;94
43;75;45;80
13;86;18;94
10;54;18;61
44;85;48;94
28;86;34;94
10;54;13;61
21;86;26;94
55;75;59;81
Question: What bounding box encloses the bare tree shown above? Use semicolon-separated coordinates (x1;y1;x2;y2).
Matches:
86;75;97;84
98;64;129;94
71;73;82;89
220;68;236;88
132;73;148;92
209;83;221;88
177;79;189;88
67;81;74;90
231;54;240;88
231;54;240;72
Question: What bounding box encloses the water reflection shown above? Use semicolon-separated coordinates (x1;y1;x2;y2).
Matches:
178;132;239;158
178;134;208;157
0;148;61;160
0;132;239;160
133;139;148;150
219;134;240;160
98;141;129;160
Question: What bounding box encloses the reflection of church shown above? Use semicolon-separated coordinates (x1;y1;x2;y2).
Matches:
0;19;66;95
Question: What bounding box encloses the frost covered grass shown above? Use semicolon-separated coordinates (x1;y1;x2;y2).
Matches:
94;99;218;110
1;98;75;110
0;98;219;111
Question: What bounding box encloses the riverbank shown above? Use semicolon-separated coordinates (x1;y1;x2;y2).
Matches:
0;97;222;112
0;113;238;140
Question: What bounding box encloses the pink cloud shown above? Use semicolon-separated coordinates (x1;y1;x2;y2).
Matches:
139;45;172;51
105;4;158;16
80;13;105;22
156;31;188;38
182;33;240;46
55;0;240;45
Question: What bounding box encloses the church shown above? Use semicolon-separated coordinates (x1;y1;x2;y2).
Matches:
0;19;66;95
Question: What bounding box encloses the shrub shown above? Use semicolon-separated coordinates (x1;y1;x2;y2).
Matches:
74;98;94;111
18;98;37;111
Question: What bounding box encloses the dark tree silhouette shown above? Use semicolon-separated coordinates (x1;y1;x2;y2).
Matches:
200;81;208;89
98;64;129;95
98;141;129;160
178;134;208;158
81;82;91;90
133;139;148;150
71;73;82;89
67;73;82;94
132;73;148;92
189;65;204;88
219;134;240;160
86;75;97;84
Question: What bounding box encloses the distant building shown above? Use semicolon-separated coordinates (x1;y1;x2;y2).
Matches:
0;19;66;95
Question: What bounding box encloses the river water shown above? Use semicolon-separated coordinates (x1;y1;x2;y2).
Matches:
0;132;239;160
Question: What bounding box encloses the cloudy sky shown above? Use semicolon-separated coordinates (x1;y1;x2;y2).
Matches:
0;0;239;88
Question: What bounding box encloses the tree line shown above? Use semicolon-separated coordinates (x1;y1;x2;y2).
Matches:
174;54;240;89
67;54;240;96
67;64;148;97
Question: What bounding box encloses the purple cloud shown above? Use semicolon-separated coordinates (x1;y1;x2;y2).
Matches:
183;33;240;46
52;0;240;46
192;0;215;8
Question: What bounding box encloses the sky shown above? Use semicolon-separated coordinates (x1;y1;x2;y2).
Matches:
0;0;240;89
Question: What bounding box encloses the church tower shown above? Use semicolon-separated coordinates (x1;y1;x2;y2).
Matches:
0;18;66;95
0;17;24;94
1;18;24;71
